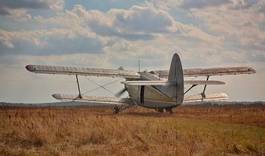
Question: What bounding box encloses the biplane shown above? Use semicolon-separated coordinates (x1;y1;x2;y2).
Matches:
26;53;256;113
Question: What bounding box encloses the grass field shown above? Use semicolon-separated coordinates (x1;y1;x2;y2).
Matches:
0;104;264;156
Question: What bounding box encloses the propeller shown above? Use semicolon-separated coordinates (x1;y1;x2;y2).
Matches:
115;87;127;98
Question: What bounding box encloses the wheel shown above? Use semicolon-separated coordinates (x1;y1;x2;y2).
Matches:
166;108;173;114
113;106;120;114
156;108;164;113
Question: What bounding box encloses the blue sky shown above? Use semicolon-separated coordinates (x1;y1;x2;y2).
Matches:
0;0;265;103
64;0;145;11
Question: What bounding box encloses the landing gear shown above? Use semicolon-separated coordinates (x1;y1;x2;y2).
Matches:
113;106;120;114
112;105;134;114
156;108;173;114
157;108;164;113
165;108;173;114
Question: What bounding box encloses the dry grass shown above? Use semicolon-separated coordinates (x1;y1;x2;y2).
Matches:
0;105;264;156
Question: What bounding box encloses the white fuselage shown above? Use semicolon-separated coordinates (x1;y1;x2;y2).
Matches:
125;72;179;109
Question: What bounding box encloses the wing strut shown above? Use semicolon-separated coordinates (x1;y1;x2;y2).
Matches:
184;84;198;95
75;75;82;99
140;86;145;104
201;75;209;101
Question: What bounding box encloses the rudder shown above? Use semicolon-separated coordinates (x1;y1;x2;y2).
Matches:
167;53;184;104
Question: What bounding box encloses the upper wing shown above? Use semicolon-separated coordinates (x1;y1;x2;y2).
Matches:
152;66;256;78
184;66;256;77
26;65;140;79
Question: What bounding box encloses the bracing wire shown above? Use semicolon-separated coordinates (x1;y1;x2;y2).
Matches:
83;78;120;96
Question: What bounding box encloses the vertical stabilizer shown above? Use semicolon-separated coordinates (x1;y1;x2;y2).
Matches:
167;53;184;104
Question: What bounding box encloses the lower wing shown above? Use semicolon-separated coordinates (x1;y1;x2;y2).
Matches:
184;92;228;102
52;94;132;106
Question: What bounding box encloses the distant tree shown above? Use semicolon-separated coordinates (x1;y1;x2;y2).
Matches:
118;66;124;70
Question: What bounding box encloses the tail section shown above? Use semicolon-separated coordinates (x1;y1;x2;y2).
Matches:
166;53;184;104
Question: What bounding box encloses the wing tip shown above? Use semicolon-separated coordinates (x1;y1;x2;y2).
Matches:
25;65;34;72
248;67;256;74
52;94;61;100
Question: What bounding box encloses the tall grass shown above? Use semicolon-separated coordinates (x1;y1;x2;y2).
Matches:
0;105;264;155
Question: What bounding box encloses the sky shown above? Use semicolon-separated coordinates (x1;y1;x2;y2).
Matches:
0;0;265;103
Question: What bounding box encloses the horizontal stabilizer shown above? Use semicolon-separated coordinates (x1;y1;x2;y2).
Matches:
26;65;140;79
184;93;228;102
121;80;173;86
52;94;131;105
122;80;225;86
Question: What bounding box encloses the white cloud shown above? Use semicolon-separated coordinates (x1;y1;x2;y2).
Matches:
0;4;222;56
230;0;259;9
112;5;175;33
180;0;230;9
151;0;230;10
0;29;104;55
189;1;265;58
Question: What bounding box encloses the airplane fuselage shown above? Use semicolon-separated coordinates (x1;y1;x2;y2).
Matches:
125;72;179;109
126;85;180;109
